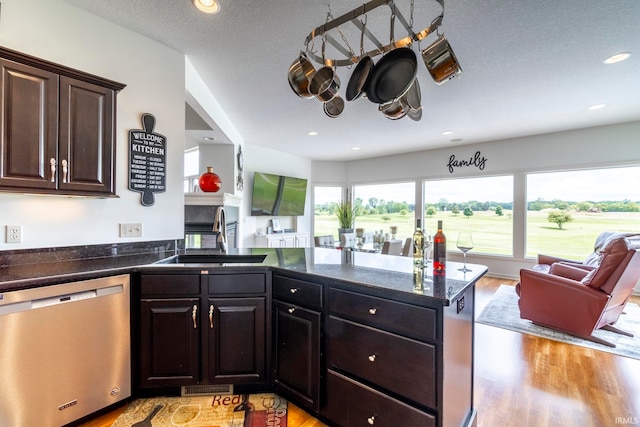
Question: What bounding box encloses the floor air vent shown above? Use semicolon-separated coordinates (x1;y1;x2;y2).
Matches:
181;384;233;396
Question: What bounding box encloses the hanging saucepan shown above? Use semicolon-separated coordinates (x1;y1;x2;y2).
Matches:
421;35;462;85
366;7;418;104
379;96;409;120
309;66;341;102
324;95;345;118
309;38;341;103
346;17;374;102
287;51;316;99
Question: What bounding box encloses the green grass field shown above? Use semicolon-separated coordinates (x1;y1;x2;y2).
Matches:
314;210;640;259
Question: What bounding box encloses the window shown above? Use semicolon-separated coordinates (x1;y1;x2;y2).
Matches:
184;148;199;192
526;166;640;259
353;182;416;244
423;175;513;255
314;186;343;239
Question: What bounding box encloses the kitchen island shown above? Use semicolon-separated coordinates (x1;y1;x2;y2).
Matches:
0;242;486;427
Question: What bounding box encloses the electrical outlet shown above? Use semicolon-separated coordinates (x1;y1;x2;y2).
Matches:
119;223;143;237
456;295;465;314
6;225;23;243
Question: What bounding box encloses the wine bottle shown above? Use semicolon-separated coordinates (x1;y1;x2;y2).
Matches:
413;219;424;267
433;220;446;275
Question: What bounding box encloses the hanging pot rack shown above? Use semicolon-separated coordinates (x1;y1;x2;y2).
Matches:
303;0;445;67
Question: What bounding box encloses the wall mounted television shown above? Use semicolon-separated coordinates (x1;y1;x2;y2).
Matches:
251;172;308;216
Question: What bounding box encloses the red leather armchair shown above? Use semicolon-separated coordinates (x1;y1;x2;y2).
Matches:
517;233;640;347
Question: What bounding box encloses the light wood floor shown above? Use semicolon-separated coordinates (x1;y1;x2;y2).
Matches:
80;277;640;427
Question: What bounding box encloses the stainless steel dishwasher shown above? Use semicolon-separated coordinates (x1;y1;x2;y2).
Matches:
0;274;131;426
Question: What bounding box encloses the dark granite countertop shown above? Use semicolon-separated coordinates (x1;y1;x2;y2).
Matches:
0;244;487;305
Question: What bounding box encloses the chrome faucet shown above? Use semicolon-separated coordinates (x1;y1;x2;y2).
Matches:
213;206;228;252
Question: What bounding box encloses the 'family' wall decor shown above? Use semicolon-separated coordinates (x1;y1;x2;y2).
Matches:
447;151;487;173
128;113;167;206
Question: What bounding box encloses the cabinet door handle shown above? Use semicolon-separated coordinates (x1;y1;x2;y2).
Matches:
368;354;376;362
289;288;299;294
367;415;376;425
288;307;296;314
61;159;68;184
50;158;56;182
209;305;214;329
368;308;377;315
192;304;198;328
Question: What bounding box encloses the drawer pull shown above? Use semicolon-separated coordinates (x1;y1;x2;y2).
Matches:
289;288;299;294
368;354;376;362
192;304;198;329
368;308;377;315
367;415;376;425
209;305;214;329
288;307;296;314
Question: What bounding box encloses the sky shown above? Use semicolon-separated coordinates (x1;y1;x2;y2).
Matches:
315;166;640;205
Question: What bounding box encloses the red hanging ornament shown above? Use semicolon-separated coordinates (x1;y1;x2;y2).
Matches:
199;166;222;192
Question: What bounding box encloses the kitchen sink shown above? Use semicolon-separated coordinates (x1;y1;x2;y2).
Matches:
155;254;267;264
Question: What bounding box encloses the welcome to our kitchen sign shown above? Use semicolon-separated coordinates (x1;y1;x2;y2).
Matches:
128;113;166;206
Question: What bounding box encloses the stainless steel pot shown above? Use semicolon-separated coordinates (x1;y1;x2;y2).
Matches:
309;66;341;102
379;97;409;120
421;35;462;85
287;52;316;99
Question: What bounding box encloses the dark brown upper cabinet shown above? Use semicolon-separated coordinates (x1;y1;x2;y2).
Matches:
0;47;125;197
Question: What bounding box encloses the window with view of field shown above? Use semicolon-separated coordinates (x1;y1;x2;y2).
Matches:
314;186;343;239
526;166;640;259
314;183;416;243
353;182;416;244
423;175;514;256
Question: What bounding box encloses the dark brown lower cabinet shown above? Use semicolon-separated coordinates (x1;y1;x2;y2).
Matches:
135;272;268;390
273;301;321;411
207;297;265;384
139;298;200;386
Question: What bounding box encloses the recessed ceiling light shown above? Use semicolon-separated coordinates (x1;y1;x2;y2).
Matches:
588;104;606;110
202;136;216;141
352;147;360;151
442;131;453;135
603;52;631;64
193;0;220;14
307;131;318;136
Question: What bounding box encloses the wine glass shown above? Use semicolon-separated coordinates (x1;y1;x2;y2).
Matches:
423;234;433;266
456;232;474;272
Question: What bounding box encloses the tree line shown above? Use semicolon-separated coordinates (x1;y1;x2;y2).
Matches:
315;198;640;216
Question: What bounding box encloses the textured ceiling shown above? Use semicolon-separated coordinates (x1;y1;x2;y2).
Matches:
61;0;640;161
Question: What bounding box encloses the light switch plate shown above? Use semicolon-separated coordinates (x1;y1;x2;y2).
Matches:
119;223;143;237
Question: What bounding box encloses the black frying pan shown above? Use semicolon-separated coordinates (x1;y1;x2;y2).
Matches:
346;55;373;101
366;47;417;104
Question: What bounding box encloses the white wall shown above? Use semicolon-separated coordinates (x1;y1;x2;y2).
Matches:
0;0;186;250
241;144;313;247
312;121;640;279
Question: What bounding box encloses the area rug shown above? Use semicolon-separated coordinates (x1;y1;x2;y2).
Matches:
476;285;640;360
112;393;287;427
